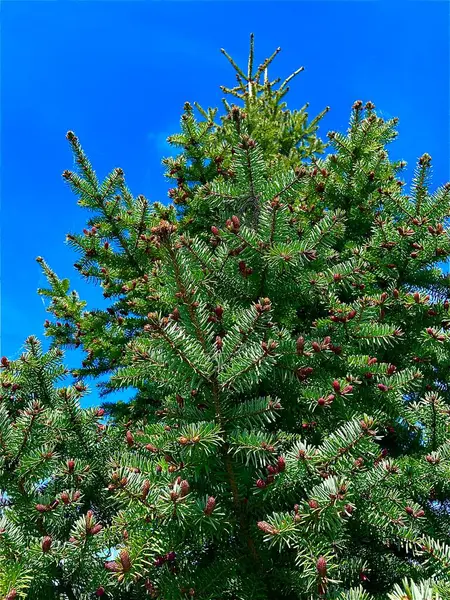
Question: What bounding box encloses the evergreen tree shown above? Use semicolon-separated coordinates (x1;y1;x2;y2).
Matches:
35;35;328;419
0;337;123;599
3;35;449;598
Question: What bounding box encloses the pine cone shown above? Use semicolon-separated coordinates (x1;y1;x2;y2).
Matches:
316;556;327;576
214;305;224;319
141;480;151;500
225;215;240;233
277;456;286;472
179;480;190;497
119;550;132;572
204;496;216;516
104;561;120;572
125;430;134;447
41;536;52;553
90;523;103;535
296;336;305;354
257;521;279;535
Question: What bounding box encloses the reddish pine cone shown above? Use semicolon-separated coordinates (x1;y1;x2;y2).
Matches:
41;536;52;553
119;550;132;572
277;456;286;472
204;496;216;515
179;480;190;497
61;491;70;505
257;521;279;535
316;556;327;577
95;587;105;597
214;305;224;319
90;524;103;535
256;479;266;489
296;336;305;354
125;430;134;447
5;591;17;600
226;215;240;233
141;480;151;500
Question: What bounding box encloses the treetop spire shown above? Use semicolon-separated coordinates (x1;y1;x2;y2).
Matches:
220;32;303;110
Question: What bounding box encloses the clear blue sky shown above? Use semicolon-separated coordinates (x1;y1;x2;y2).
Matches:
2;1;449;407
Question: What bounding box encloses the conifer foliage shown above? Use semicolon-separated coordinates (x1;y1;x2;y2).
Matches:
2;35;450;599
0;337;122;599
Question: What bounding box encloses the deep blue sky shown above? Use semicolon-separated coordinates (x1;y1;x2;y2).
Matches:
2;1;449;406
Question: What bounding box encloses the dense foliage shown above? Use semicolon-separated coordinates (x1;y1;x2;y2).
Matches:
0;337;123;599
2;35;450;600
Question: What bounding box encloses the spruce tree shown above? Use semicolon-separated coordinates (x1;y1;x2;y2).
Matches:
2;35;450;599
0;337;123;599
35;34;329;419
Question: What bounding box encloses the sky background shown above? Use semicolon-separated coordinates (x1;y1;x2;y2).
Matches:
1;1;449;407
